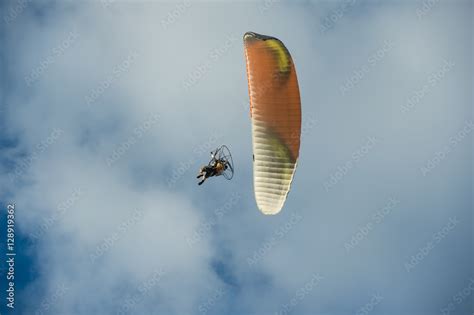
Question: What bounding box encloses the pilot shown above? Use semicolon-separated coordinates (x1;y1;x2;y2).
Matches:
196;159;227;185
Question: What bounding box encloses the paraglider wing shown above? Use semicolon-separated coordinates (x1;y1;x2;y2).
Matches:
243;32;301;215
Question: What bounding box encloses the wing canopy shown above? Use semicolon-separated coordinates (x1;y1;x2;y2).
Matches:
243;32;301;215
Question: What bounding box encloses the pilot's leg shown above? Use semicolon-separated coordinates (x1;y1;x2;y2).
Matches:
198;174;207;185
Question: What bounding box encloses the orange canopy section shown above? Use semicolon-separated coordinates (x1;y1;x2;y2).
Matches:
243;32;301;215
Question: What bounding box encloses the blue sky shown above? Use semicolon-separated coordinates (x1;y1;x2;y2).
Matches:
0;0;472;314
